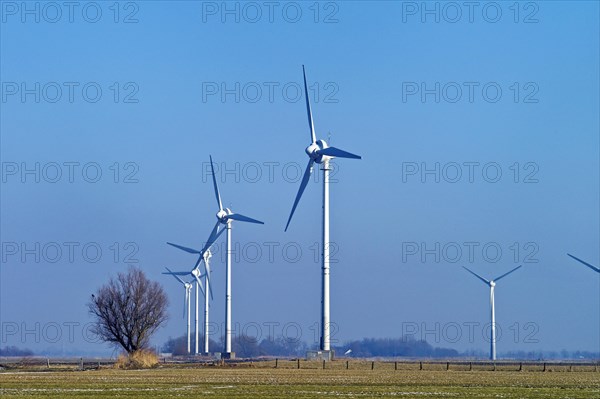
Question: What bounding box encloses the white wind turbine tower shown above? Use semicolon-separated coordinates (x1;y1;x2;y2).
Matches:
462;265;522;361
200;155;263;358
285;65;361;359
201;250;213;353
163;267;198;355
567;253;600;273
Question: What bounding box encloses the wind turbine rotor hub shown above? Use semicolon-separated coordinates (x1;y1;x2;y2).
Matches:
490;281;496;287
305;143;319;157
191;268;200;277
306;139;329;164
216;209;228;223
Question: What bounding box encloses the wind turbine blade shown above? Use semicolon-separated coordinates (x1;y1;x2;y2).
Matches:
200;221;225;254
462;266;490;285
318;146;361;160
302;65;317;144
493;265;522;282
209;155;223;211
165;267;186;285
568;253;600;273
199;260;213;299
227;213;264;224
162;271;191;276
167;242;201;254
204;262;214;301
191;256;202;270
285;159;314;232
194;276;205;297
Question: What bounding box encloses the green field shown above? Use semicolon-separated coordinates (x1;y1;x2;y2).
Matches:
1;362;599;398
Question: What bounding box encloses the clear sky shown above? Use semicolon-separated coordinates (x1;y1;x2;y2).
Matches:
1;1;598;356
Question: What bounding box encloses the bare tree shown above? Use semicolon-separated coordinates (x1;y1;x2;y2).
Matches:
88;267;168;354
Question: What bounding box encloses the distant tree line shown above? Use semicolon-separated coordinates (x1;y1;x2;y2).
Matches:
333;337;459;358
0;346;34;357
162;336;221;356
162;335;307;357
502;350;600;360
161;335;459;358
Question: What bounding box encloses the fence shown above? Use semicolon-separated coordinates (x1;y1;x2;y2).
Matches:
1;357;598;373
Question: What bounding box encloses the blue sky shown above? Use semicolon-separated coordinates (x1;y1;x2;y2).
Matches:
1;1;598;356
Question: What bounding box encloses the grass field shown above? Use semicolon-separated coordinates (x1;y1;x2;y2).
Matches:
1;361;599;398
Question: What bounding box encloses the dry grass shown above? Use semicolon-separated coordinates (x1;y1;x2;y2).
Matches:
114;350;159;369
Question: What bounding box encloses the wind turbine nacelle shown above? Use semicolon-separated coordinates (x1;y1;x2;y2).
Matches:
305;143;319;157
306;140;329;163
490;281;496;287
316;139;328;150
216;209;228;222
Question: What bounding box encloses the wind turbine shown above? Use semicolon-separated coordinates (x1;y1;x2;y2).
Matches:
285;65;361;358
567;253;600;273
163;267;197;355
167;224;223;355
462;265;522;361
181;156;263;358
164;255;213;354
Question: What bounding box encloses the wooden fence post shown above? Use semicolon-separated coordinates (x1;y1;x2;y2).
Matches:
346;360;349;370
446;362;449;371
371;361;374;370
419;361;423;371
275;359;278;369
394;361;397;371
469;362;472;371
322;359;326;370
543;363;546;372
297;359;300;369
